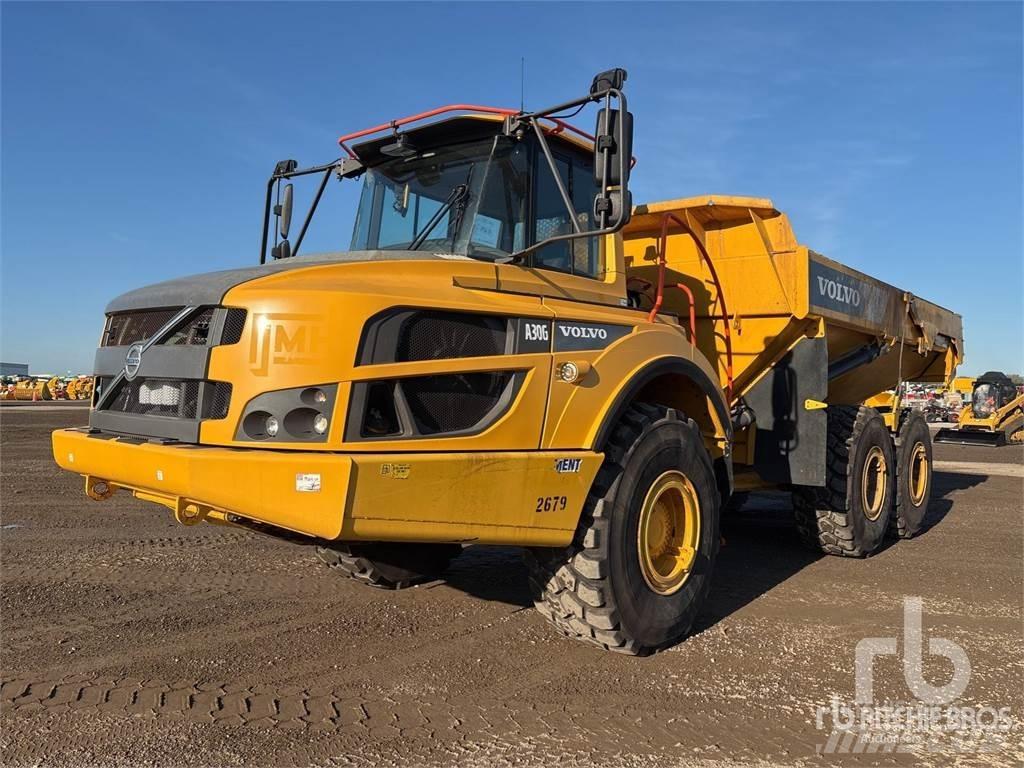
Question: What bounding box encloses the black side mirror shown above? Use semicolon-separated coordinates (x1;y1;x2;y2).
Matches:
593;108;633;188
276;183;294;239
593;106;633;229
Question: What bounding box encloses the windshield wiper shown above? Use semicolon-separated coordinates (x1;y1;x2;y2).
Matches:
409;183;469;251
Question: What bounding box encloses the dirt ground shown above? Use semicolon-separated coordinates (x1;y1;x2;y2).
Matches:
2;404;1022;767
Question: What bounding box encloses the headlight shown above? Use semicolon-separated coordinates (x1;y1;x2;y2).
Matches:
235;384;338;443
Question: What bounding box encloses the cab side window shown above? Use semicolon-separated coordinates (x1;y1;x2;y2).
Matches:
532;151;601;278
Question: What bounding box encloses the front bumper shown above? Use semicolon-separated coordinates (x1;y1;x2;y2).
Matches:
52;429;599;546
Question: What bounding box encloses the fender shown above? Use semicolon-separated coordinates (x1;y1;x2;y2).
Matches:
592;356;732;452
543;324;730;453
590;354;735;503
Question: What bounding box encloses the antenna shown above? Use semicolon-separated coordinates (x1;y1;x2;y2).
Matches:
520;57;526;112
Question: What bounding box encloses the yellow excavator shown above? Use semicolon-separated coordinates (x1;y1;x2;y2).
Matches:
935;371;1024;447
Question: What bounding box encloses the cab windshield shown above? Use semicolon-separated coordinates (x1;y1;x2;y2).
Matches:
350;137;524;259
349;133;602;276
972;383;998;418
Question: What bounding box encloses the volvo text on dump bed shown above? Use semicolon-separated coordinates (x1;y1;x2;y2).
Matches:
53;70;963;654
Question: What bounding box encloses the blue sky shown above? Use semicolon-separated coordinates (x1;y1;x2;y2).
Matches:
2;1;1021;375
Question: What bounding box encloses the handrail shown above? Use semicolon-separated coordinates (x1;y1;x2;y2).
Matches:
647;212;734;401
675;282;697;342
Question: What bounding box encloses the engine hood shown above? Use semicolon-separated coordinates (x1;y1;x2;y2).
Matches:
105;250;474;313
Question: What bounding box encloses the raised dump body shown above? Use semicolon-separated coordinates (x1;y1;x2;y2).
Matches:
622;195;962;487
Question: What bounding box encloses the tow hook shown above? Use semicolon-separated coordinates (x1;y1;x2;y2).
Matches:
85;475;116;501
174;499;229;527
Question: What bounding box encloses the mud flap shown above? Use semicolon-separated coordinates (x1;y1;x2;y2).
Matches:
745;336;828;486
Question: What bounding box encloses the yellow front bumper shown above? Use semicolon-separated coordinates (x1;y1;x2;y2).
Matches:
52;429;600;546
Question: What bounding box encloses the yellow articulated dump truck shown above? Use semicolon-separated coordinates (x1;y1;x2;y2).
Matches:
53;70;963;654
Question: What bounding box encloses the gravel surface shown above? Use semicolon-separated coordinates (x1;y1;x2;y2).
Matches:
2;408;1021;766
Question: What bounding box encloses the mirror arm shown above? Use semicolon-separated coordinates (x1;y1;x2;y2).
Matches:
598;91;612;229
259;159;351;264
291;167;333;259
614;88;629;215
521;93;594;122
259;175;277;265
508;225;614;263
531;119;581;235
510;87;631;265
274;159;340;179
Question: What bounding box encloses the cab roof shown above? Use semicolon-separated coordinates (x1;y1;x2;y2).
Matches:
350;114;594;167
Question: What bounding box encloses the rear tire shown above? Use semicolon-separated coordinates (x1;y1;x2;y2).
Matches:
316;542;461;589
892;412;932;538
793;405;894;557
525;403;721;655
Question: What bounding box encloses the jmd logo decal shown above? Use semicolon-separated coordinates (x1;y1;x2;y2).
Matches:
249;313;324;376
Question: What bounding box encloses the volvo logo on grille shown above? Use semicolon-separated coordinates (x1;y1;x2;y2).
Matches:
124;343;143;380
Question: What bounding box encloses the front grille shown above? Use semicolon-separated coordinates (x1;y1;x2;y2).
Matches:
93;376;109;406
164;309;214;346
102;307;248;347
203;382;233;420
100;378;231;420
103;309;180;347
401;371;512;435
221;308;247;345
397;312;507;362
106;378;200;417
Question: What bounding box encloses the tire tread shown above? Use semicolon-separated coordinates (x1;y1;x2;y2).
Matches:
793;405;888;558
525;402;714;655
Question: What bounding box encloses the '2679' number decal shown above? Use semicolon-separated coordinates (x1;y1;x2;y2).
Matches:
535;495;568;513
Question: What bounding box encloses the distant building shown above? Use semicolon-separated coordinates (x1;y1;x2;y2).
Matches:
0;362;30;376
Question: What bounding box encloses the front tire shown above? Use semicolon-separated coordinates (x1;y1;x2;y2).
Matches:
526;403;720;655
316;542;461;589
793;405;894;557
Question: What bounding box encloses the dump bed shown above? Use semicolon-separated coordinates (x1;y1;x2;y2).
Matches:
623;196;963;406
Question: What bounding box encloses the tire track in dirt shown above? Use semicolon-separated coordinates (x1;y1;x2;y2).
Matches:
0;673;814;761
5;563;540;690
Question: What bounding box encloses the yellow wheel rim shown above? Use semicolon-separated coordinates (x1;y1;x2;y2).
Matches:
637;470;701;596
908;442;929;506
861;445;887;521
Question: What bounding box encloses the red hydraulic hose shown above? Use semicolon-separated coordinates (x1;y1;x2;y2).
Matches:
675;282;697;342
647;212;734;401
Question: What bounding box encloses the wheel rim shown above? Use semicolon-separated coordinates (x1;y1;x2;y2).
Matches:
908;442;929;506
637;470;701;596
861;445;887;521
